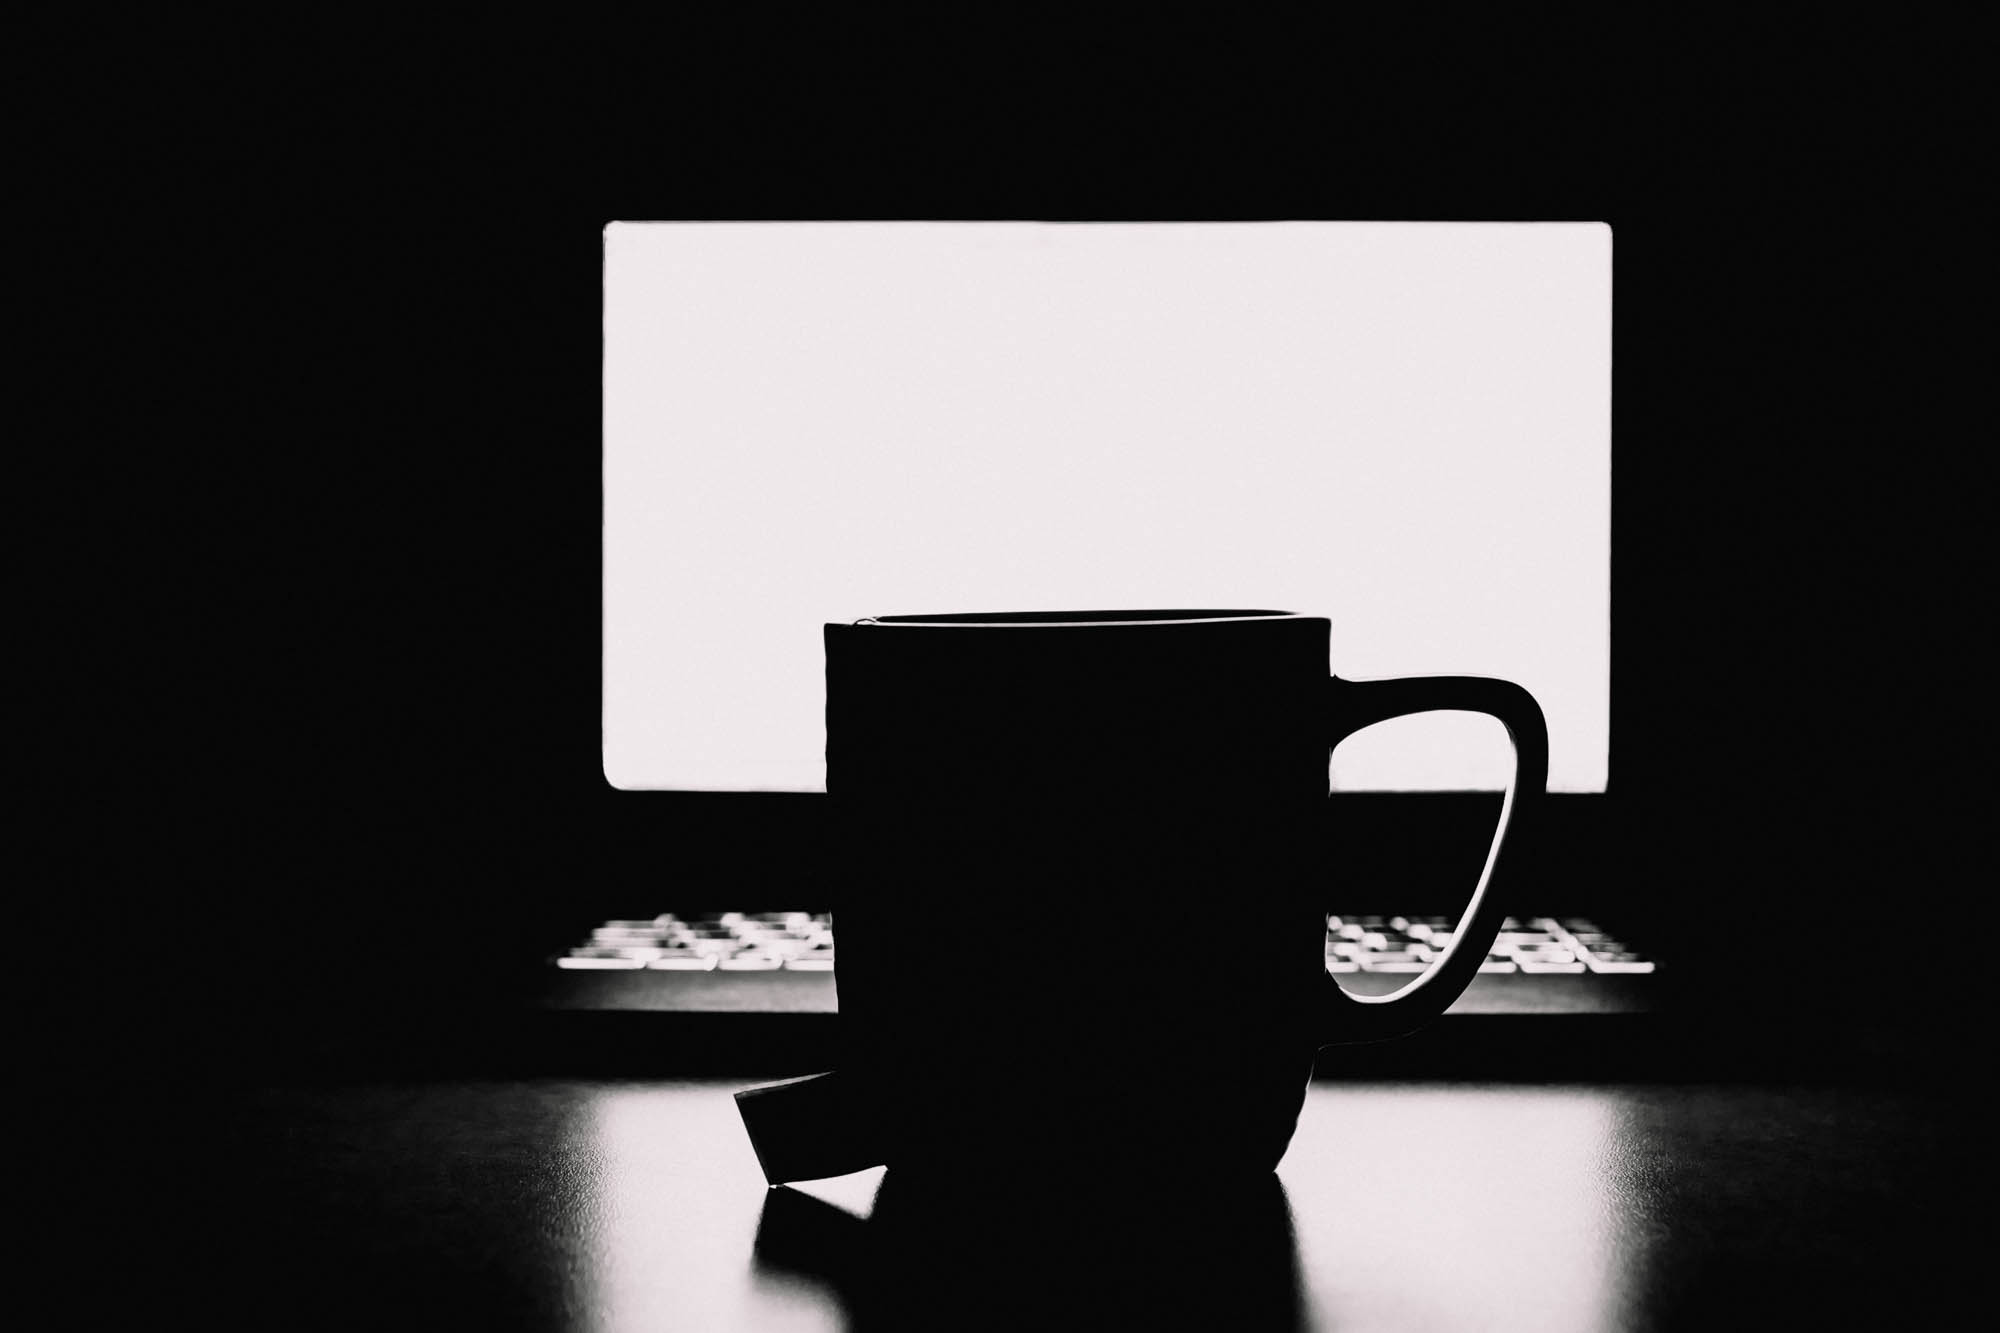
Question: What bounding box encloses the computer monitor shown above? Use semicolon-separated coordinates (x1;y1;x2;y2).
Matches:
602;221;1611;799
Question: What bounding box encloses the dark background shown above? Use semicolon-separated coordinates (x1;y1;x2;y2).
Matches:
63;47;1972;1087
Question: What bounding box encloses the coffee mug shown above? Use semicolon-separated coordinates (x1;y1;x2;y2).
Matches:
737;609;1547;1183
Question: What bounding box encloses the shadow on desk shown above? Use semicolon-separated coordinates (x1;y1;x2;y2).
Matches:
754;1170;1309;1331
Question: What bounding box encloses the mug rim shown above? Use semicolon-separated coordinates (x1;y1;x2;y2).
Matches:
857;608;1300;627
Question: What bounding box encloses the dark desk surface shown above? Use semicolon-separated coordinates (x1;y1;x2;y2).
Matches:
189;1076;1965;1332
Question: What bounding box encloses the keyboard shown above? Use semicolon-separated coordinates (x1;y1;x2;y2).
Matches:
559;911;836;972
541;912;1660;1015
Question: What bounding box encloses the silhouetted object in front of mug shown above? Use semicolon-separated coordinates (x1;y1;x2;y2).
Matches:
753;1168;1310;1331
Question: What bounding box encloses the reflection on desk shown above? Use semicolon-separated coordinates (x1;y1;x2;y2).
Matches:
211;1078;1965;1332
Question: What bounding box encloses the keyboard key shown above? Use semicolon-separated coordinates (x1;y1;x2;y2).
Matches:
592;930;670;947
755;938;813;958
718;955;785;971
1580;950;1656;973
691;937;743;956
1577;940;1642;957
566;945;662;961
648;955;719;971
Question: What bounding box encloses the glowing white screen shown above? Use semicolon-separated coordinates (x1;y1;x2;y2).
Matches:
605;222;1609;791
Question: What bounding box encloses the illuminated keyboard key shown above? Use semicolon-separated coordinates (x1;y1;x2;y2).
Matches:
1581;951;1656;973
592;929;670;946
1360;957;1431;973
648;954;719;971
718;955;785;971
565;944;662;961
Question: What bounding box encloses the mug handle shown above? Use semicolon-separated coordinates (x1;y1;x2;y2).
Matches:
1318;675;1548;1045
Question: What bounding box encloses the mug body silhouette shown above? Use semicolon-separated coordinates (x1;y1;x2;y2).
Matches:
819;609;1547;1178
